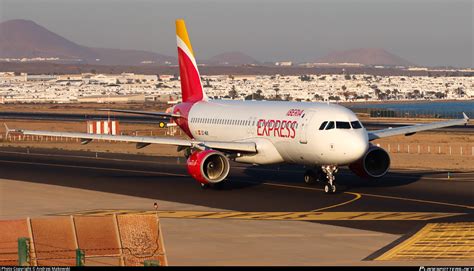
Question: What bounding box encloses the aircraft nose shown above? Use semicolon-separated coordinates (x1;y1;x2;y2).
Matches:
350;132;369;161
338;131;368;164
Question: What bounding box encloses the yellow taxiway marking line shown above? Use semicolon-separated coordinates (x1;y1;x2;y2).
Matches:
355;191;474;210
252;181;474;210
234;180;363;212
311;192;362;212
377;222;474;260
54;210;465;221
0;159;472;211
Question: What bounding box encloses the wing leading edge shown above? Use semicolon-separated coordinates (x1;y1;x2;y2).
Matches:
367;113;469;141
12;128;256;153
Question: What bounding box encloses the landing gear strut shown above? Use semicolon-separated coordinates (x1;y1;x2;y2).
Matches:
322;165;338;194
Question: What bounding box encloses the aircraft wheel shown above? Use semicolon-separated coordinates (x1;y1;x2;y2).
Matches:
304;170;316;185
324;184;336;193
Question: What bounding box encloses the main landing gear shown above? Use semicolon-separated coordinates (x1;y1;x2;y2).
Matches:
303;169;324;184
304;165;338;194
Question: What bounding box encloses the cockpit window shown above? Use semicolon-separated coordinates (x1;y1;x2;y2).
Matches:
336;121;351;129
325;121;335;130
351;121;363;129
319;121;328;130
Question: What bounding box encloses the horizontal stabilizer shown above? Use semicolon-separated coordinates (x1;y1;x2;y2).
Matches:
97;109;181;118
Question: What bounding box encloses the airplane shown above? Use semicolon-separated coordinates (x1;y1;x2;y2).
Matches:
11;19;469;193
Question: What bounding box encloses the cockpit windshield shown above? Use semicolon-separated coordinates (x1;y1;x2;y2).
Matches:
325;121;335;130
319;120;363;130
319;121;328;130
336;121;351;129
351;121;363;129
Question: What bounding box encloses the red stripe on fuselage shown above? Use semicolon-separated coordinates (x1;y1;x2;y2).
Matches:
178;47;203;103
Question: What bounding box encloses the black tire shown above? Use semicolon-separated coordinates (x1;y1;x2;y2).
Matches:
304;170;316;185
200;183;210;189
324;184;336;194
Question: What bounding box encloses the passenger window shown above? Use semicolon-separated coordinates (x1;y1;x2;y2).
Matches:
351;121;362;129
319;121;328;130
325;121;335;130
336;121;351;129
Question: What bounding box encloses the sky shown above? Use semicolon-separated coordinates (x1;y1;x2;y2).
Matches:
0;0;472;67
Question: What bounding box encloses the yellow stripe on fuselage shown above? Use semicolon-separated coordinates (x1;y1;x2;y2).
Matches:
176;19;194;56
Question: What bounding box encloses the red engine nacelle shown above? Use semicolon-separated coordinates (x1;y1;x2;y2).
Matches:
349;145;391;179
187;150;230;184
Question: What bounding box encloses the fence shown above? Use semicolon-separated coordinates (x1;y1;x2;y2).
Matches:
350;108;474;119
0;214;167;267
375;143;474;156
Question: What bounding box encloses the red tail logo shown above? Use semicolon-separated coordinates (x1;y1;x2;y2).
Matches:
176;19;207;103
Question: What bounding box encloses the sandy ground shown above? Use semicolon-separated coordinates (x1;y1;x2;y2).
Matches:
0;119;473;171
372;132;474;170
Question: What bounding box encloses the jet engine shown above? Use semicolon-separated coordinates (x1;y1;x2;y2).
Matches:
187;150;230;184
349;145;390;178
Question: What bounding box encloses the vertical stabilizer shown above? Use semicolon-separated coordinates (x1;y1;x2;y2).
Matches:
176;19;207;102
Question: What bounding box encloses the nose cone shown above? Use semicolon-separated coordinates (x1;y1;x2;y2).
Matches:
345;131;369;163
318;129;369;165
334;130;369;165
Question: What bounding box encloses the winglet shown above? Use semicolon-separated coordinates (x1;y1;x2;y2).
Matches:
462;112;469;121
3;123;17;137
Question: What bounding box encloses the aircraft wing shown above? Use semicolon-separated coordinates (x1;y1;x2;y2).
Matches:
10;128;257;153
367;113;469;141
97;109;181;118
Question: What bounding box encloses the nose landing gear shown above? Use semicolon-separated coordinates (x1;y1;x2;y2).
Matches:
303;166;338;193
322;165;338;193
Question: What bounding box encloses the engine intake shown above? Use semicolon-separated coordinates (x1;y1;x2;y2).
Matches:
187;150;230;184
349;145;390;178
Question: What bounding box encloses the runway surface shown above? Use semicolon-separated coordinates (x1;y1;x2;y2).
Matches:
0;146;472;265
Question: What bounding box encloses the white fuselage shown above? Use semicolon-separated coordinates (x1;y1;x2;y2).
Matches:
186;100;369;166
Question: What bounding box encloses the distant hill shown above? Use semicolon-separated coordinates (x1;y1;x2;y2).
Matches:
0;19;175;65
203;51;260;66
317;48;413;66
